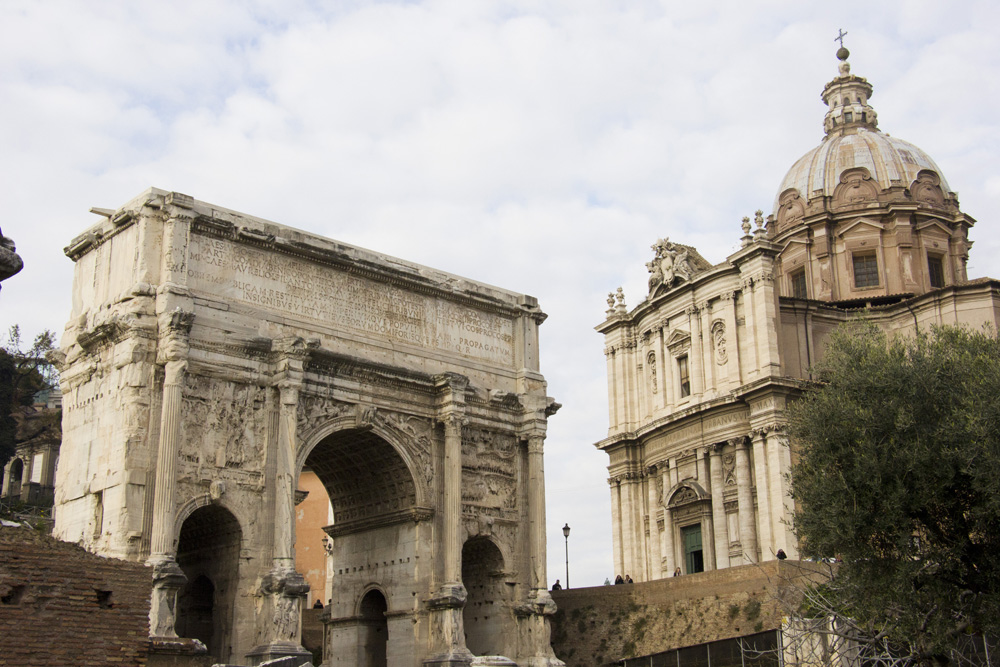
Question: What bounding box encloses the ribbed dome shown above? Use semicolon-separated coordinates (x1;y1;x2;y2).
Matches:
772;48;951;216
774;129;950;212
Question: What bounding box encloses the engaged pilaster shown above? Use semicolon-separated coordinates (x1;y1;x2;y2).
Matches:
734;437;759;564
659;465;675;575
750;428;774;558
708;444;730;570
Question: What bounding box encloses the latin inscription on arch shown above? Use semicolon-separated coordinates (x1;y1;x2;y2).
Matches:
186;235;514;365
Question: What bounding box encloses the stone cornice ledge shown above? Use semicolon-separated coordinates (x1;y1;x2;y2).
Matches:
594;375;807;450
323;506;434;538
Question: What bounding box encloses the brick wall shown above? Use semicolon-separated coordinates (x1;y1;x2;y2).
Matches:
549;561;828;666
0;525;154;666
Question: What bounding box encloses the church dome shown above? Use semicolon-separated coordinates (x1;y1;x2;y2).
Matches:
776;130;950;210
772;46;952;221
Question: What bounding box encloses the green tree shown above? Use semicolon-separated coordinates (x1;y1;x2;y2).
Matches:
0;326;58;469
788;322;1000;667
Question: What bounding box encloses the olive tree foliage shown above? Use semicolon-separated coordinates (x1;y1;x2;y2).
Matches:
787;322;1000;667
0;326;58;469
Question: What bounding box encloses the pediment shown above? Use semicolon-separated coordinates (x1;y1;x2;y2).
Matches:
837;217;884;237
665;329;691;351
780;235;810;253
914;219;953;236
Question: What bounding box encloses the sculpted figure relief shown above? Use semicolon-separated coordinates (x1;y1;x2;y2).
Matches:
647;352;657;394
712;321;728;365
647;238;703;293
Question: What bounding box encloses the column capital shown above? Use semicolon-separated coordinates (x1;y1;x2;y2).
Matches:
278;382;300;406
526;435;545;455
727;435;749;449
163;358;188;386
437;412;467;432
157;309;193;366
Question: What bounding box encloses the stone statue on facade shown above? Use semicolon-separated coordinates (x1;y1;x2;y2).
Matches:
647;238;706;293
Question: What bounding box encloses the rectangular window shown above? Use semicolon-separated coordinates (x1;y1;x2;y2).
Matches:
928;254;945;288
791;268;807;299
852;252;880;288
677;355;690;398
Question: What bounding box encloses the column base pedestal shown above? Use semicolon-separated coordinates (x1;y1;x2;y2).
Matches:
514;590;565;667
245;642;314;667
423;649;475;667
424;582;474;667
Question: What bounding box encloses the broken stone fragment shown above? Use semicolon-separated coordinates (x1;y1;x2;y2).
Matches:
0;228;23;289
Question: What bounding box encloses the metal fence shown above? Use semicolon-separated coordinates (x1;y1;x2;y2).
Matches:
621;630;780;667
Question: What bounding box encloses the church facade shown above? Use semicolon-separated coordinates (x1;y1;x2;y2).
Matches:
596;47;1000;582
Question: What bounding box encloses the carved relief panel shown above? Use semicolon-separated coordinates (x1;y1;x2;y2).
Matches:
461;427;518;522
181;375;267;472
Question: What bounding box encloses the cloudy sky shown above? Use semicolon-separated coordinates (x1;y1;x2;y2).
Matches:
2;1;998;587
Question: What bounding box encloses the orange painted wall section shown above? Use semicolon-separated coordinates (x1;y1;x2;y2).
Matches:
296;470;332;608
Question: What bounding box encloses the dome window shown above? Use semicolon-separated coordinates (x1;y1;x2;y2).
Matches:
791;269;808;299
928;254;945;288
844;111;854;123
852;252;880;288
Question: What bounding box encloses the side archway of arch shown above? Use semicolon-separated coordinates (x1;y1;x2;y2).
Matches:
172;492;249;555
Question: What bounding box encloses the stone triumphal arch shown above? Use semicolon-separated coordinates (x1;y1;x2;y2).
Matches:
52;188;564;666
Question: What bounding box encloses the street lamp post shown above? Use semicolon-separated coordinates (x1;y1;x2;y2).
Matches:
562;523;571;590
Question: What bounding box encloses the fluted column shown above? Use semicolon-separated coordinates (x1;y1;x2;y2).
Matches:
750;429;774;559
149;357;185;560
734;437;758;564
709;444;730;570
425;375;473;667
147;310;193;640
526;434;549;589
443;414;466;585
249;340;311;665
273;384;299;571
514;432;565;666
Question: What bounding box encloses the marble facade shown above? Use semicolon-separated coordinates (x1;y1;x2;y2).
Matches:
51;188;564;667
